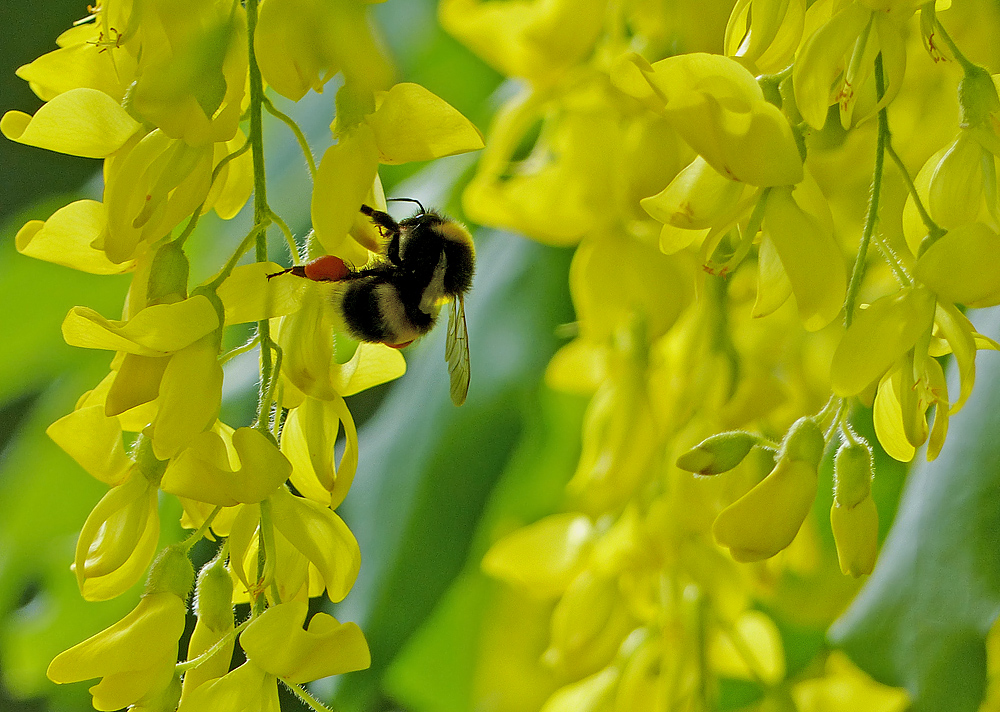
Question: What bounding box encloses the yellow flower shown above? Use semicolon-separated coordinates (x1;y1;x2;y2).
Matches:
280;396;359;508
439;0;605;84
48;592;186;710
128;0;248;146
725;0;807;74
240;600;370;682
254;0;393;101
792;651;909;711
228;487;361;603
760;177;846;331
713;417;825;562
160;425;292;506
275;282;406;403
73;462;162;601
613;52;804;187
793;2;906;130
482;513;596;598
830;285;936;397
176;660;279;712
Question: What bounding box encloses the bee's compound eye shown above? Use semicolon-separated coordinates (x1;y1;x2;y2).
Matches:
303;255;349;282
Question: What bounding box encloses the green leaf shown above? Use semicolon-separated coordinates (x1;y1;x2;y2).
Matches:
829;308;1000;712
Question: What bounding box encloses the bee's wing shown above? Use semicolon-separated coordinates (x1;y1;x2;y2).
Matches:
445;295;471;406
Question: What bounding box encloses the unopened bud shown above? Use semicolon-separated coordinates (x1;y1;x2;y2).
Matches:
145;544;194;600
959;64;1000;128
780;417;825;467
194;555;234;632
833;441;873;508
677;431;759;475
147;241;190;305
830;496;878;577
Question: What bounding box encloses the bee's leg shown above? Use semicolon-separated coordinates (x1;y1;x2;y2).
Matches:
360;204;404;266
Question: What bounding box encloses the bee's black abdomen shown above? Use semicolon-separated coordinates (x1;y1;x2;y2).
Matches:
341;278;392;342
341;276;436;345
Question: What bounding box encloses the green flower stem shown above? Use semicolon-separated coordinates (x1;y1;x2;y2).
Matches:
268;208;300;263
183;506;223;551
285;681;334;712
175;617;251;673
884;140;942;242
708;274;740;397
206;222;269;290
843;53;888;329
263;95;318;180
246;0;276;440
220;333;262;365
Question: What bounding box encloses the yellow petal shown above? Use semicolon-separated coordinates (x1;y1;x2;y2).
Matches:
47;404;131;486
217;262;306;325
48;593;185;710
331;342;407;396
269;488;361;602
162;428;292;506
74;473;161;601
311;125;379;255
763;184;845;330
915;222;1000;307
792;3;871;129
934;302;976;413
752;232;793;318
281;397;358;509
16;200;132;275
640;157;746;230
872;369;916;462
368;83;484;164
0;87;139;158
481;513;595;598
176;660;280;712
712;458;818;562
640;53;803;186
150;336;224;460
831;286;935;396
240;601;370;682
62;296;220;356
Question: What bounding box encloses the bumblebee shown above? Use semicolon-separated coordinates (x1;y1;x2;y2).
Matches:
272;200;475;405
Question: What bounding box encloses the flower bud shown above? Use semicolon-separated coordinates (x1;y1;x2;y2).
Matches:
830;496;879;577
145;544;195;600
146;241;191;306
780;417;825;467
181;555;235;700
833;440;873;508
676;431;759;475
958;64;1000;128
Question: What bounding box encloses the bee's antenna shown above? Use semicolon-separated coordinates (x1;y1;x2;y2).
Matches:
387;197;426;215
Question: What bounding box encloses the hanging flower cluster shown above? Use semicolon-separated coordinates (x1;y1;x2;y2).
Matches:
3;1;482;710
443;0;999;708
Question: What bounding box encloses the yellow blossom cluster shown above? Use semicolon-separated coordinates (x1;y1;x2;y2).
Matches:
3;0;482;710
440;0;1000;709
